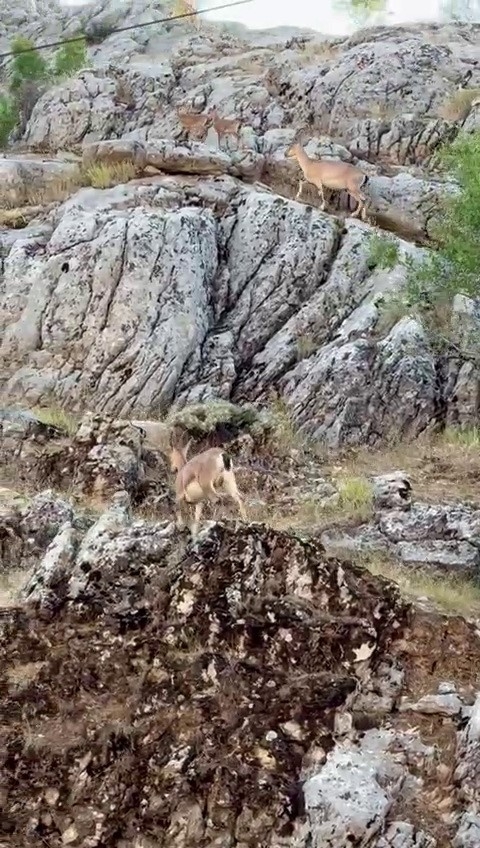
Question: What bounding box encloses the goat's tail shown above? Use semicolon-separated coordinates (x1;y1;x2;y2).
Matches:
359;174;369;190
222;452;233;471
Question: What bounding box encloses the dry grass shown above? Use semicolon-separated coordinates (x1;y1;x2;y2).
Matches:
300;41;339;62
0;161;139;215
0;173;82;211
361;553;480;617
327;428;480;505
82;161;137;189
234;56;267;75
267;394;309;455
438;88;480;123
369;102;397;121
296;335;318;361
249;472;373;533
0;207;28;228
32;405;79;436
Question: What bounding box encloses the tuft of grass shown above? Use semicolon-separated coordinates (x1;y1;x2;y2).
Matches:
82;161;137;189
374;293;409;335
300;41;340;62
362;553;480;616
438;88;480;123
0;172;82;210
268;394;306;454
335;475;374;522
0;93;18;148
441;425;480;447
31;406;78;436
0;208;28;228
367;233;400;271
296;334;317;361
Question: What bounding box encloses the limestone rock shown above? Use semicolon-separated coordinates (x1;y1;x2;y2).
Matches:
81;139;148;173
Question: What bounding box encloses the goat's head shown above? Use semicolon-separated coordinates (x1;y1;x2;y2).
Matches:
285;142;302;160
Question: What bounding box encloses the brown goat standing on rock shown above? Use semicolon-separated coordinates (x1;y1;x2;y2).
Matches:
169;436;247;537
286;142;369;221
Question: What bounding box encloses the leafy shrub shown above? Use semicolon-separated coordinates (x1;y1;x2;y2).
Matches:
9;36;48;92
372;132;480;362
52;37;87;77
0;93;17;147
367;233;400;271
1;33;88;148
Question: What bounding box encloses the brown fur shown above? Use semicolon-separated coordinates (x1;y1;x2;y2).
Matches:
286;142;369;221
170;438;246;537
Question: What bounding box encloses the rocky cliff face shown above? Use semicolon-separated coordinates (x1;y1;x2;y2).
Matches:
2;9;480;847
1;10;480;443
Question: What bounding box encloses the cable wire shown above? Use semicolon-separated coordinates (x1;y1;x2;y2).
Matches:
0;0;253;60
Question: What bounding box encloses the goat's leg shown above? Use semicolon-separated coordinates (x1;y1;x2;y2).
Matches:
349;189;367;219
222;471;247;521
296;179;304;200
175;498;190;530
317;182;326;211
190;502;204;538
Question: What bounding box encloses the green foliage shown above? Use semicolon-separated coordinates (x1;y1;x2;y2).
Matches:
0;93;17;147
372;132;480;359
52;37;87;78
9;36;48;92
402;131;480;323
367;234;400;271
332;0;386;25
1;33;88;149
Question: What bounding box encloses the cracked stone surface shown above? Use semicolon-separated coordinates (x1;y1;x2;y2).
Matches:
1;13;479;442
0;168;475;446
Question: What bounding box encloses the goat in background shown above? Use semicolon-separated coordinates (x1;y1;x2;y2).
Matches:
286;142;369;221
169;434;247;537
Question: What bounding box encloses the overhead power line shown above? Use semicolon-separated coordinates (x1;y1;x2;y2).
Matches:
0;0;253;60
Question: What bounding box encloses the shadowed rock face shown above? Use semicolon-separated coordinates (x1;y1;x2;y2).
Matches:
0;516;408;846
1;509;480;848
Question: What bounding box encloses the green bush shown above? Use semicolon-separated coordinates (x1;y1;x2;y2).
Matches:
52;36;87;77
367;233;400;271
9;36;48;92
406;132;480;304
1;34;88;148
0;94;18;147
372;132;480;359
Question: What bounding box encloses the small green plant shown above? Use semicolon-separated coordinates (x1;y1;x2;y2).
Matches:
52;36;87;78
336;476;374;522
269;394;304;453
9;36;48;92
0;93;17;147
441;425;480;447
367;233;400;271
